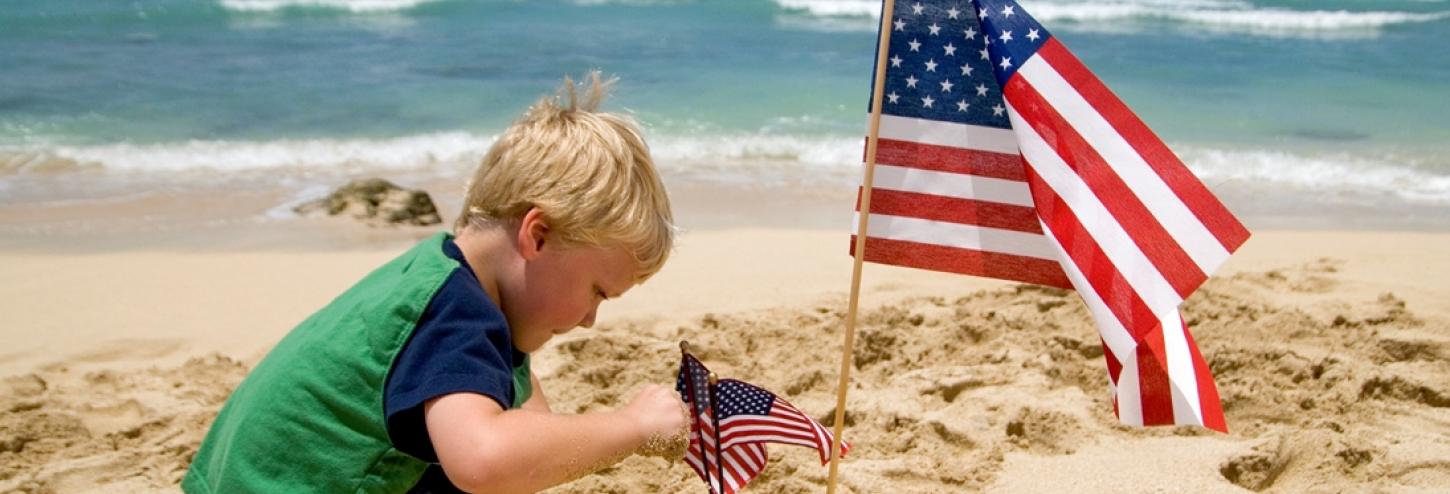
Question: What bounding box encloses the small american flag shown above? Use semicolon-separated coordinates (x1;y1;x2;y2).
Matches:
676;352;847;493
856;0;1248;431
714;379;849;466
677;352;767;494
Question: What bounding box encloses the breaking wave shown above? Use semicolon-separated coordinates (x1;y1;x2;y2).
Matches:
4;133;1447;206
773;0;1450;36
218;0;438;13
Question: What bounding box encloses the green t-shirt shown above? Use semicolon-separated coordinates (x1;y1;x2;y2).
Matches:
184;233;531;493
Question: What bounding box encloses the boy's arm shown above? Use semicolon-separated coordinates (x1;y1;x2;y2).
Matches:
424;384;686;494
519;371;551;412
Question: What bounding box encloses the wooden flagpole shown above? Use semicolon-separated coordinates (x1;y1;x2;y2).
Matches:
680;341;714;494
825;0;896;492
707;372;724;494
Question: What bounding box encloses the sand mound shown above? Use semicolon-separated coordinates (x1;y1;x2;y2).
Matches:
0;356;245;494
3;258;1448;493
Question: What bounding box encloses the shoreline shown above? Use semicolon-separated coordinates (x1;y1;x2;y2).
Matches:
2;167;1448;255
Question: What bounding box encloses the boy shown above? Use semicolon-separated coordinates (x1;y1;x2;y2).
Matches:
184;73;689;494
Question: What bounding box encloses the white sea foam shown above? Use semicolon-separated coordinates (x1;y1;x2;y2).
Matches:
1031;2;1450;31
219;0;436;13
5;133;1447;206
773;0;1450;36
0;132;494;174
1181;147;1450;206
775;0;881;17
650;134;864;168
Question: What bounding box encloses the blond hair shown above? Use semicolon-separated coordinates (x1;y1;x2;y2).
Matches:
456;72;675;282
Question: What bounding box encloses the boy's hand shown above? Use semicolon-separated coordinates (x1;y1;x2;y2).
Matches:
625;384;690;459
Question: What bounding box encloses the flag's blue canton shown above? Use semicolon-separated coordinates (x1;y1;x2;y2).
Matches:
870;0;1011;129
973;0;1051;82
676;354;713;415
714;380;775;418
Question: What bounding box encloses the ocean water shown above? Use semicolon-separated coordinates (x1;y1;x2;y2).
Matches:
1;0;1448;229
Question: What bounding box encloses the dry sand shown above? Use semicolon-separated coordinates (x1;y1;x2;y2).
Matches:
2;228;1449;493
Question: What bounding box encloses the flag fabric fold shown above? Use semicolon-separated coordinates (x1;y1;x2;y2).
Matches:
857;0;1248;432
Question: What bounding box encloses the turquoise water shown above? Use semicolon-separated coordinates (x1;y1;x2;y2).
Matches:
1;0;1448;225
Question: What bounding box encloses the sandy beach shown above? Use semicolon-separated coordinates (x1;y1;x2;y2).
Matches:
2;206;1448;493
5;0;1450;491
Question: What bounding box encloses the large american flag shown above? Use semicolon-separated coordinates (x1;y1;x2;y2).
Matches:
855;0;1249;431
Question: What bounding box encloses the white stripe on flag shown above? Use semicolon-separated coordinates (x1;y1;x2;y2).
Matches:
1017;56;1231;273
718;422;813;439
1007;102;1185;315
1161;309;1204;426
877;114;1021;154
873;164;1035;207
1116;349;1144;427
859;213;1060;261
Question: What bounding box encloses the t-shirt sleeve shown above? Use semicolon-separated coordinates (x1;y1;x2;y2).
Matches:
384;268;517;462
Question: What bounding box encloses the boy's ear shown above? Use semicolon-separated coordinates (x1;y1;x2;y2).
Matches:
517;207;549;261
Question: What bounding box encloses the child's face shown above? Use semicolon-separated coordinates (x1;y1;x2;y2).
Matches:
506;241;637;353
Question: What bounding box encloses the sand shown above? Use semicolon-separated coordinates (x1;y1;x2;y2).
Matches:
2;227;1448;493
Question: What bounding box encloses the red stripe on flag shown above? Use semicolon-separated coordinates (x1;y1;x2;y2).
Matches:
1024;169;1160;334
852;235;1071;288
1101;337;1122;386
1003;75;1207;299
1183;318;1228;432
1136;323;1175;426
1023;166;1175;419
861;188;1044;233
1036;39;1250;253
873;138;1028;181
